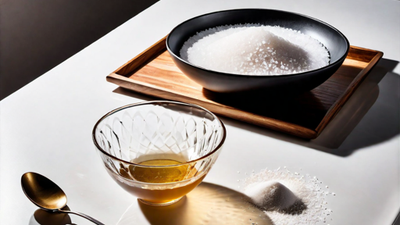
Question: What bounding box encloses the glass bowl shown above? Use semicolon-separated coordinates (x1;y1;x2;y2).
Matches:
92;100;226;206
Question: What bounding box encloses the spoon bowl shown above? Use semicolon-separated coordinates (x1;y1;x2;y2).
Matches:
21;172;67;211
21;172;104;225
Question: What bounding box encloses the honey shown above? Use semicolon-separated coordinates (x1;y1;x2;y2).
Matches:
130;159;197;183
107;157;205;205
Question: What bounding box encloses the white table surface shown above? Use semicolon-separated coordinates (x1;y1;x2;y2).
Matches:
1;0;399;224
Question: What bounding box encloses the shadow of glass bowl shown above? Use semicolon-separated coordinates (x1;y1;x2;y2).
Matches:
116;182;273;225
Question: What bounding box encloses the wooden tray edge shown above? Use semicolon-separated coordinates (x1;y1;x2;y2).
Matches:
114;36;167;76
315;49;384;134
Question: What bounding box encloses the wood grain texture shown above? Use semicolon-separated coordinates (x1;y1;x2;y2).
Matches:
107;36;383;139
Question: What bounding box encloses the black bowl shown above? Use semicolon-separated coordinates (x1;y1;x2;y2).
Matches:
166;9;349;94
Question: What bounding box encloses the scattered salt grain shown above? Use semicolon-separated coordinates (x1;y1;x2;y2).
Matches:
180;24;330;75
243;167;335;225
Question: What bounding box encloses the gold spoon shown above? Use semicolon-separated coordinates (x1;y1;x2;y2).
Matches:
21;172;105;225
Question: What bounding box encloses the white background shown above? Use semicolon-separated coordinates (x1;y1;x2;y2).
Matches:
1;0;399;224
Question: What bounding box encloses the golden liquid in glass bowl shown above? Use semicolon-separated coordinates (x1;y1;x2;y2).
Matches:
107;158;205;205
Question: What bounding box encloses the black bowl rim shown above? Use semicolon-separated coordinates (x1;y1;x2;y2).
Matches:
166;8;350;80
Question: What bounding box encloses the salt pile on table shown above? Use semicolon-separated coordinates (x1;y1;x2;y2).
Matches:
242;167;335;225
244;180;302;212
180;25;330;75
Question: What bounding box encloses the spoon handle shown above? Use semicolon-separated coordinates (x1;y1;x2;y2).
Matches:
60;209;105;225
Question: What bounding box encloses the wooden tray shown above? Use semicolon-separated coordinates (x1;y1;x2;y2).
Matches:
107;36;383;139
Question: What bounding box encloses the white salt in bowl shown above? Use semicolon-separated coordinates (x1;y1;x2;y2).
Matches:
166;9;349;94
